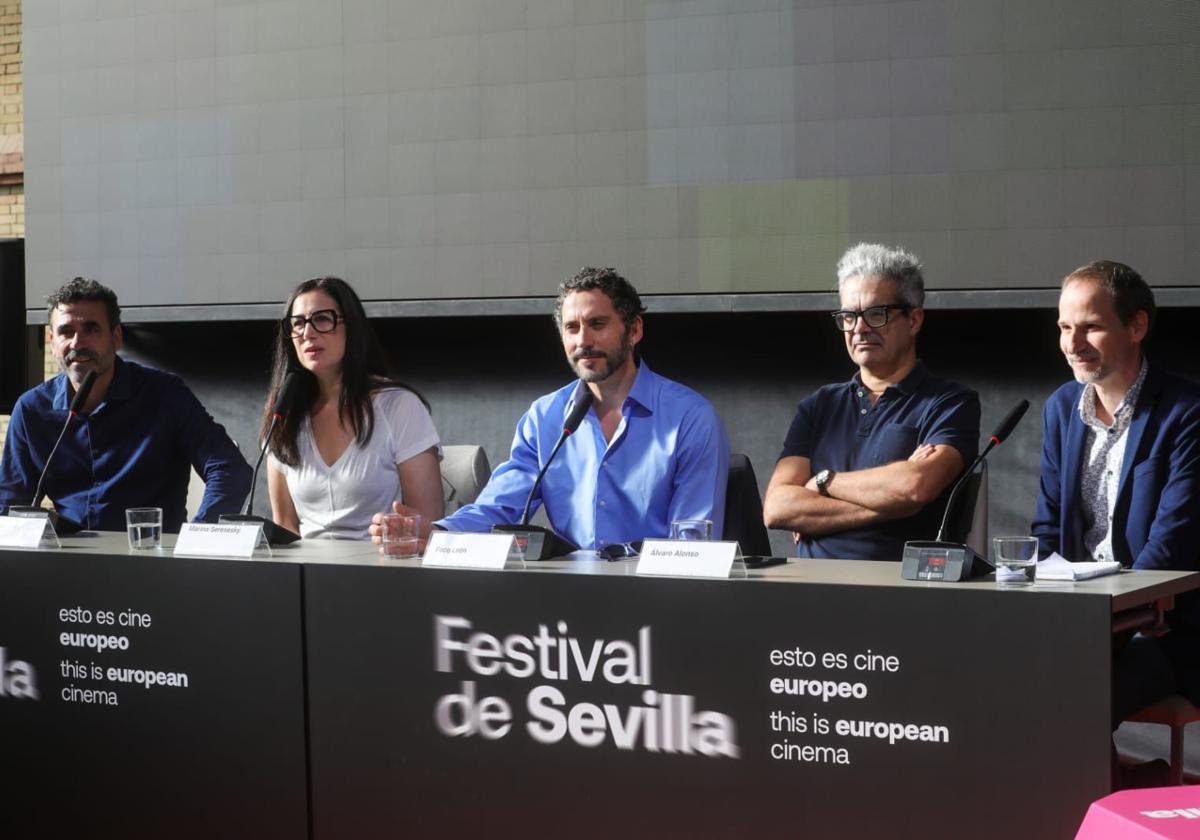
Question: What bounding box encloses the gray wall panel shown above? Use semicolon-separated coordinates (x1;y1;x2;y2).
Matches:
21;1;1200;311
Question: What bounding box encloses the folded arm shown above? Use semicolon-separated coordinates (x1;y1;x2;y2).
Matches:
764;444;962;537
811;443;964;515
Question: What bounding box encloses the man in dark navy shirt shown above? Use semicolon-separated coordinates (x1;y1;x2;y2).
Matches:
0;278;251;532
764;243;980;560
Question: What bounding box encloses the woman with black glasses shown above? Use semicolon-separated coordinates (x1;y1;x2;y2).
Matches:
261;276;443;539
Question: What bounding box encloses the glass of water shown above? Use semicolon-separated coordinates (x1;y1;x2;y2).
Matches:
994;536;1038;586
671;518;713;541
126;507;163;550
381;513;422;559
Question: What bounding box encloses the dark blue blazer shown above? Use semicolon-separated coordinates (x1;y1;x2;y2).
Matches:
1033;363;1200;631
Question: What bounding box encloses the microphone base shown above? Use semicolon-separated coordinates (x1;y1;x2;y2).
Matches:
8;506;84;536
492;524;579;561
901;541;993;582
218;514;301;546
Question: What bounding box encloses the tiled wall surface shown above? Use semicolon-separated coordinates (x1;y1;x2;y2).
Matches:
20;0;1200;308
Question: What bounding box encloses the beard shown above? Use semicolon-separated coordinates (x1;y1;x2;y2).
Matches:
60;348;113;385
1067;354;1107;385
570;337;632;384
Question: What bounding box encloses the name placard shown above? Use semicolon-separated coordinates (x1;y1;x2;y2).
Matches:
636;539;738;578
174;522;266;558
0;515;55;549
423;532;514;570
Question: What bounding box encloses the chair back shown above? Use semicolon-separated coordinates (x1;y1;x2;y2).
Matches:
441;445;491;512
723;453;773;556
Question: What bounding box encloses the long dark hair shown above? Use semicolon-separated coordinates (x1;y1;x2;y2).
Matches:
260;276;428;467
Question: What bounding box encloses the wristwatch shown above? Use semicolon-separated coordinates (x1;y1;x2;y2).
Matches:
814;469;835;497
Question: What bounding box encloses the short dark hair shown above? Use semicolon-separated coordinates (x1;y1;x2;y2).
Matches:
1064;260;1156;337
47;277;121;329
553;267;646;330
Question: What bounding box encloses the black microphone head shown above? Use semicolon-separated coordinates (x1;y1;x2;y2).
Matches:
271;370;302;418
69;370;99;416
990;399;1030;445
563;386;595;435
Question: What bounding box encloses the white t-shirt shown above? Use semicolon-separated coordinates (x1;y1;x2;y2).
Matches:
270;389;441;540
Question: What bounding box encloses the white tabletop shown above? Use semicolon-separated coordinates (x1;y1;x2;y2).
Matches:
12;530;1198;615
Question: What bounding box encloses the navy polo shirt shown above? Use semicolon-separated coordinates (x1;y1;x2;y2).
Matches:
0;356;251;532
779;361;980;560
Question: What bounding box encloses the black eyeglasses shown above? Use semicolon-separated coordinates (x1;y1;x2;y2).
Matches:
598;541;642;561
285;309;341;337
830;305;910;332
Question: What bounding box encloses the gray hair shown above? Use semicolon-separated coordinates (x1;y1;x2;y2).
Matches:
835;243;925;309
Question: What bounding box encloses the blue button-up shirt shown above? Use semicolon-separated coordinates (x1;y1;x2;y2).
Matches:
439;362;730;550
0;356;251;532
780;361;980;560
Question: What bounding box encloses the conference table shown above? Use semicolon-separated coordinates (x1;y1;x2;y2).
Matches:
0;532;1194;839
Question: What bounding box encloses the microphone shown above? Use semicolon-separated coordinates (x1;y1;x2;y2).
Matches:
493;385;594;560
520;388;594;525
934;399;1029;543
243;371;301;516
901;399;1031;582
69;369;99;416
986;399;1029;449
7;370;99;535
218;371;302;545
272;369;303;419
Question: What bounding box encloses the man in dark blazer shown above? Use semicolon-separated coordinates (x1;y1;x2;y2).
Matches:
1033;260;1200;730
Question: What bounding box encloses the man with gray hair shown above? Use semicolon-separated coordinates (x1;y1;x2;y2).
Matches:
763;243;980;560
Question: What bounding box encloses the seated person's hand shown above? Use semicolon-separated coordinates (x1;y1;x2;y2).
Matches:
369;501;425;549
908;443;936;461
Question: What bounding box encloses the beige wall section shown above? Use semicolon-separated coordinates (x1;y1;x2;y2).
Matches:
0;0;21;462
0;0;19;238
43;325;53;379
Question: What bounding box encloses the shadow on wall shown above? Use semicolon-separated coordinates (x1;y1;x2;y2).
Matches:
120;307;1200;557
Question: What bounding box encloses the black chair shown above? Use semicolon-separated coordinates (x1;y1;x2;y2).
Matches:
723;453;772;557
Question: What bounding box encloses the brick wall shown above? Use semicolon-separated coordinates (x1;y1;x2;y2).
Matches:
0;0;19;461
0;0;19;237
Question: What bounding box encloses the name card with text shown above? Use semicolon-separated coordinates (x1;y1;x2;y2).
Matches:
423;532;514;570
174;522;266;558
0;515;56;549
636;540;738;578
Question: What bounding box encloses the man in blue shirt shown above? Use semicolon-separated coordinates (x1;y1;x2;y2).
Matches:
764;243;980;560
0;278;251;532
429;267;729;552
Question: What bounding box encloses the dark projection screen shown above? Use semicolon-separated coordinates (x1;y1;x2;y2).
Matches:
21;0;1200;314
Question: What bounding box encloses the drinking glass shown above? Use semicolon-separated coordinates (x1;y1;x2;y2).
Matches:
994;536;1038;586
671;519;713;541
126;507;162;550
381;513;422;559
